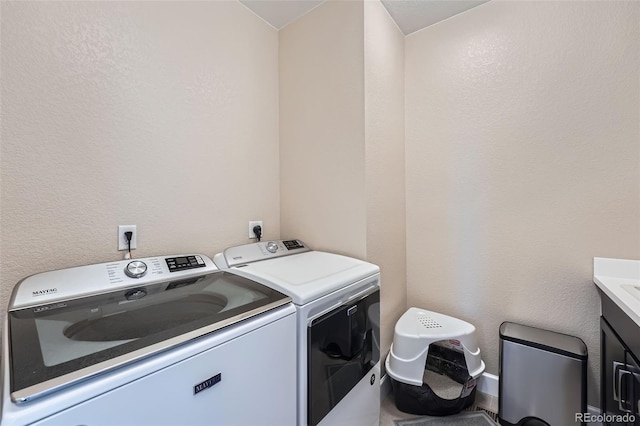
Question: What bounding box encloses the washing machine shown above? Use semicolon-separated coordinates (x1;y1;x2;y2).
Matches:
0;254;297;426
214;239;381;426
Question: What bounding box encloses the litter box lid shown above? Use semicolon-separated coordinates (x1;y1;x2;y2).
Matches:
386;308;485;386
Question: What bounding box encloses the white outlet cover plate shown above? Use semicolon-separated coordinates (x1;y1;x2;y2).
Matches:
249;221;263;238
118;225;137;251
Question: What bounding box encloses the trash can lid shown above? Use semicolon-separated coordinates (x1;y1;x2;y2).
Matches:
500;322;587;360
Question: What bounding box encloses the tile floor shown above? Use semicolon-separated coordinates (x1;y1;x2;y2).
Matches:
380;391;499;426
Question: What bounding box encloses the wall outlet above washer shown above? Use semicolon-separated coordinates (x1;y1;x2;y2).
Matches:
118;225;137;251
249;221;263;239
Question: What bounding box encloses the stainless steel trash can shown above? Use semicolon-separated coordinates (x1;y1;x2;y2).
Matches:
499;322;587;426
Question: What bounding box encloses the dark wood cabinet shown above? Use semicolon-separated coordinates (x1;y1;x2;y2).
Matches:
601;318;640;425
600;293;640;426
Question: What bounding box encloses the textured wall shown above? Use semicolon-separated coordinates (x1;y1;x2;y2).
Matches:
364;0;406;366
279;0;366;259
405;1;640;405
280;0;408;369
0;2;279;312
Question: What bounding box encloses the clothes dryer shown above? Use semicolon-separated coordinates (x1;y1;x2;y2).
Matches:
214;239;380;426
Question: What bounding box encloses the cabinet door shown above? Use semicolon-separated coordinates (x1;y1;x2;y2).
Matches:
601;317;640;426
603;318;628;420
627;354;640;425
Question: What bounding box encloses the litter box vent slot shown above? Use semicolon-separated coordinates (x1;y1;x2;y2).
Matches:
418;316;442;329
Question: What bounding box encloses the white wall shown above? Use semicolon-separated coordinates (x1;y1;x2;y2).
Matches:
405;1;640;405
4;1;637;408
280;0;408;365
364;0;406;364
0;1;279;312
279;0;366;259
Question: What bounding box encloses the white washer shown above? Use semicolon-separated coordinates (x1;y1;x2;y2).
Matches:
1;254;297;426
214;239;381;426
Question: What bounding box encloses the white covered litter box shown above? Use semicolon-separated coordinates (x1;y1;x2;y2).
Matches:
385;308;485;416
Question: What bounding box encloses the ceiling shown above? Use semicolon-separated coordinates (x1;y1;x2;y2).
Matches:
239;0;490;35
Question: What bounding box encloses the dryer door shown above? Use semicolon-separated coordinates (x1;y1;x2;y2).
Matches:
307;288;380;426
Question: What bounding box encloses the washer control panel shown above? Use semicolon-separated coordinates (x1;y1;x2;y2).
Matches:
10;254;217;310
124;260;148;278
165;255;206;272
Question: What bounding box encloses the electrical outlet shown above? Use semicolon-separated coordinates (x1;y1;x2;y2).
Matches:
249;221;263;239
118;225;137;251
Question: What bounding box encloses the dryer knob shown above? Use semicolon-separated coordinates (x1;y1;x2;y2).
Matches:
266;241;279;253
125;261;148;278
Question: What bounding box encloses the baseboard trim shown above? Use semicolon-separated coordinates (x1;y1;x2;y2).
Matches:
383;371;602;425
380;373;392;401
477;372;498;397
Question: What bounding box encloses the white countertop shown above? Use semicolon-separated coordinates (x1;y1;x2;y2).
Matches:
594;257;640;328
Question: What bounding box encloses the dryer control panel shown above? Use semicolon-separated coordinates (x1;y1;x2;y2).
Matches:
218;240;309;268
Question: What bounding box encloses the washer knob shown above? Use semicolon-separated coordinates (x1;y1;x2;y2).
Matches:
266;241;279;253
125;261;148;278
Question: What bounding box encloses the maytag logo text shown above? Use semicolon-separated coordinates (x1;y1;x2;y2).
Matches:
32;288;58;297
